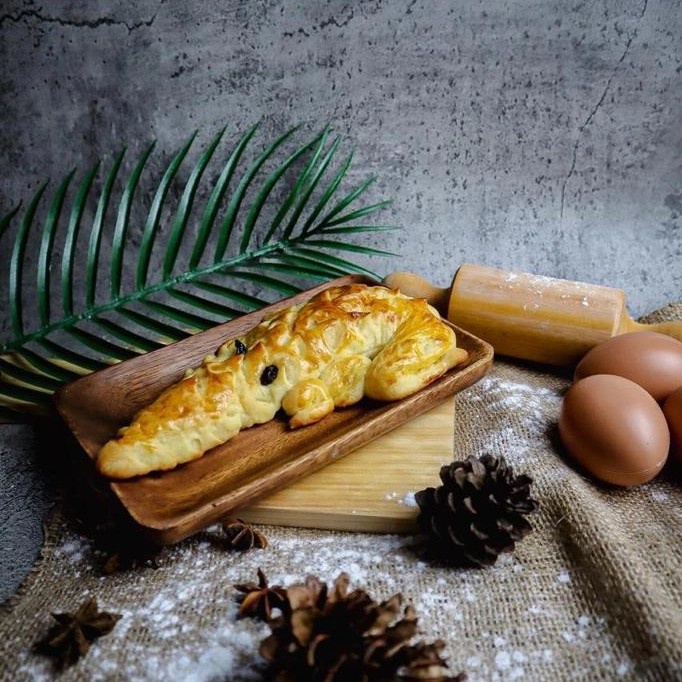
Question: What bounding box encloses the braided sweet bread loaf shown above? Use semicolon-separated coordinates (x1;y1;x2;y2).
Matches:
96;284;468;479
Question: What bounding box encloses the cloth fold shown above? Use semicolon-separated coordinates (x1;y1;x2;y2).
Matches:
1;305;680;681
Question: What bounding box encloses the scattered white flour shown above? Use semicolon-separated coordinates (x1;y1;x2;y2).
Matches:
52;537;90;564
461;374;563;473
650;490;669;503
17;529;402;680
495;650;511;669
616;660;632;676
10;367;666;681
401;491;417;507
462;585;477;603
492;648;526;679
384;491;418;507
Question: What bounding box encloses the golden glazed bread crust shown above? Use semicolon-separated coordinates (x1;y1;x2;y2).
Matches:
96;284;468;479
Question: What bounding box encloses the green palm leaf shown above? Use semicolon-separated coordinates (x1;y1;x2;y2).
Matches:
0;123;397;420
111;142;156;297
61;162;100;315
137;134;196;288
10;182;47;336
85;148;126;309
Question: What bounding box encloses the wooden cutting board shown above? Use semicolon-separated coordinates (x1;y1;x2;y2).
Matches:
237;397;456;534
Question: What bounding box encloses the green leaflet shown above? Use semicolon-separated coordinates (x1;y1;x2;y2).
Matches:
0;123;397;420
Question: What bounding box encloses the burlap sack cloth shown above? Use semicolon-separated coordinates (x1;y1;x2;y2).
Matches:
1;305;680;681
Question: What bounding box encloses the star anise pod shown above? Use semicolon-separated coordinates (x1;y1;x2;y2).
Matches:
234;568;288;622
36;596;121;668
222;518;268;551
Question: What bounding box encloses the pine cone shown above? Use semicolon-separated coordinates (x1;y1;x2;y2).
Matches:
415;454;539;567
258;572;465;681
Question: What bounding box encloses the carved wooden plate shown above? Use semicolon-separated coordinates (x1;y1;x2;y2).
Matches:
54;275;493;544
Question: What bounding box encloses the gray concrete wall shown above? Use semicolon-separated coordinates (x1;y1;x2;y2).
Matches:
1;0;680;601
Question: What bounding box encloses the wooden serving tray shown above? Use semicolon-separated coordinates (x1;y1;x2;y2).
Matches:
54;276;493;544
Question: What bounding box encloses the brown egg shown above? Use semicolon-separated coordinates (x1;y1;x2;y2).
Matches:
559;374;669;486
574;331;682;402
662;386;682;463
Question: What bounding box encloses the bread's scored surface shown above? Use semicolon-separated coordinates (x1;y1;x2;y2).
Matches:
97;284;468;479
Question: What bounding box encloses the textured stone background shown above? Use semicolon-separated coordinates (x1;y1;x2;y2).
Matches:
1;0;680;601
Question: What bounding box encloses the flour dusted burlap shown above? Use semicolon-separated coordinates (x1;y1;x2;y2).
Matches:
1;306;681;681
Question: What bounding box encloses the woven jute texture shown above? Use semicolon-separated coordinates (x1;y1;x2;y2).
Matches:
1;305;680;681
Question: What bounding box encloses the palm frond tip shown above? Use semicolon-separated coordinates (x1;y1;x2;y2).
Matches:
0;123;397;419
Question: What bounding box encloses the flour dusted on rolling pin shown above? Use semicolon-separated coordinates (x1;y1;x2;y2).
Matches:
446;265;634;366
496;271;594;311
386;264;681;366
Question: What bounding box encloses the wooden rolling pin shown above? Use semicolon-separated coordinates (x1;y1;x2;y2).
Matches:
384;264;682;366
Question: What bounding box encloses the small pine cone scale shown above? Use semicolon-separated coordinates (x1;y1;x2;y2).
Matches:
415;454;539;567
